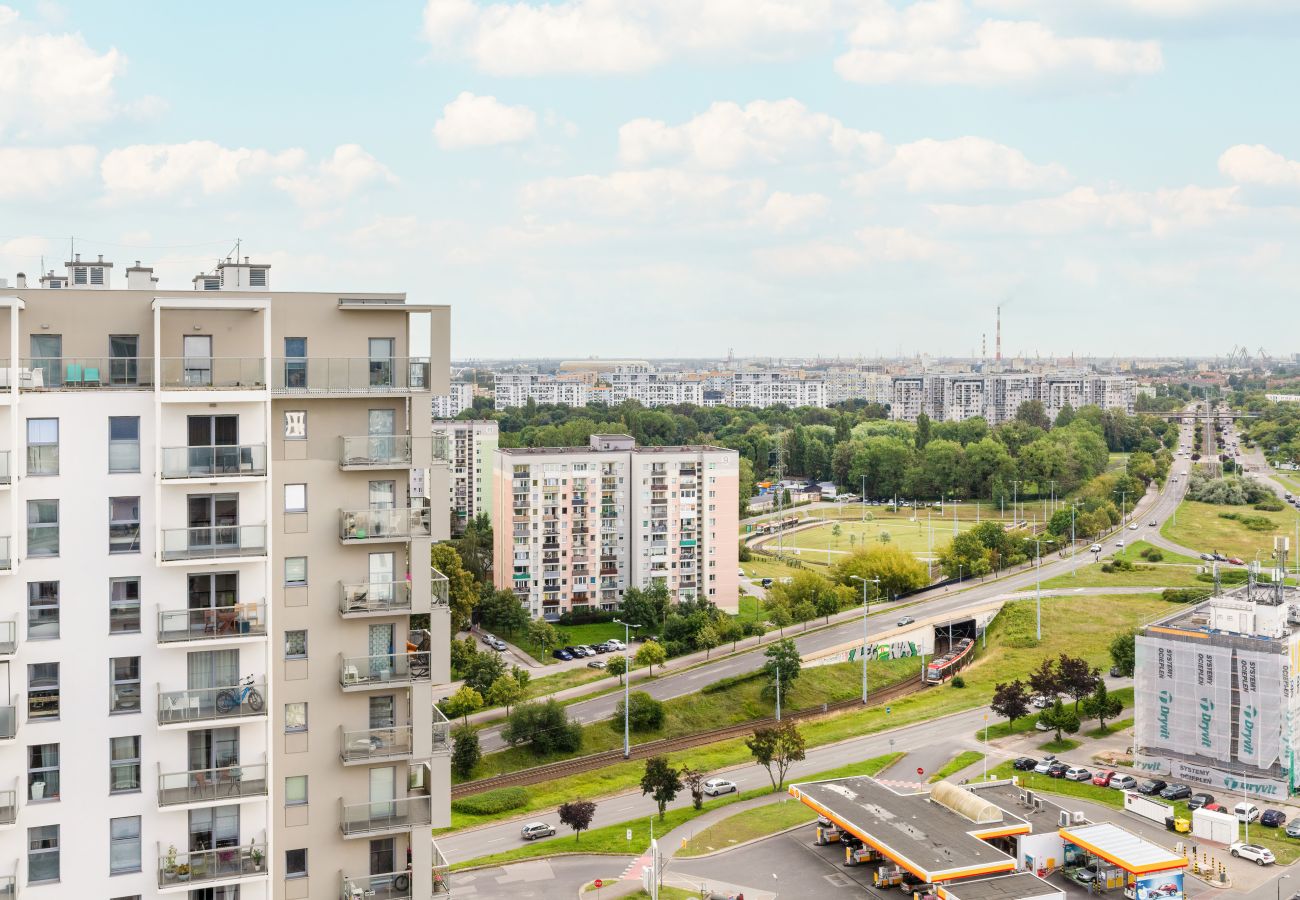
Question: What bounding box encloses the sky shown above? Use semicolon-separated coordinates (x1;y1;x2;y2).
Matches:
1;0;1299;361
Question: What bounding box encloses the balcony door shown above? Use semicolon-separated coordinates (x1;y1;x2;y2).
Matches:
30;334;61;387
369;338;395;388
369;765;396;820
188;415;239;475
188;728;239;772
369;837;396;877
109;335;139;386
369;552;395;606
183;335;213;387
368;623;395;681
187;493;239;551
189;805;238;852
188;573;238;635
368;408;396;462
187;649;239;691
370;695;396;730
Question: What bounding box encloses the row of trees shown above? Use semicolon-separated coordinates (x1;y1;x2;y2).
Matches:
990;654;1126;737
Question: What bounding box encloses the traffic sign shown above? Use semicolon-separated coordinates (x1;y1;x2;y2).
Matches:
594;879;603;888
916;767;924;776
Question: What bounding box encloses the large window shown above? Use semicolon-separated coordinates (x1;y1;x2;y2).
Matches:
29;334;61;388
109;736;141;793
27;824;59;884
109;816;141;875
108;417;140;473
284;337;307;389
109;497;141;554
28;663;58;720
284;483;307;513
109;577;141;634
28;743;60;801
284;630;307;659
285;557;307;587
26;419;58;476
26;500;59;557
110;657;141;714
27;581;58;640
109;334;139;386
285;775;307;806
285;848;307;878
284;702;307;733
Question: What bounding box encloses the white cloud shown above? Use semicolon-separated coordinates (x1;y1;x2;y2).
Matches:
619;99;885;170
1218;144;1300;189
274;144;398;207
836;0;1162;85
855;136;1069;193
0;145;97;198
0;7;126;137
101;141;305;199
434;92;538;150
521;168;767;222
751;192;831;231
756;225;946;275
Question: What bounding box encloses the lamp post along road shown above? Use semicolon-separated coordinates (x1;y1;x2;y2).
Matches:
613;618;641;758
851;575;881;705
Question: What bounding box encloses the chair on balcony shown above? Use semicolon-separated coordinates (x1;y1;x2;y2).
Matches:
191;770;211;801
65;363;83;386
83;366;101;385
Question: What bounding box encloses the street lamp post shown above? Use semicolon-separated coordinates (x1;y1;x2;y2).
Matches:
1277;873;1289;900
851;575;880;705
612;618;641;758
1032;537;1056;642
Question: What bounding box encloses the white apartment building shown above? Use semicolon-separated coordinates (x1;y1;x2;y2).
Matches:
430;382;473;418
606;369;704;407
821;369;892;406
729;372;826;409
0;256;452;900
493;373;590;409
434;419;497;534
887;372;1136;425
493;435;740;618
889;377;928;422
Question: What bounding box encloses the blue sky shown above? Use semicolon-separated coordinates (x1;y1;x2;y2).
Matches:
2;0;1299;360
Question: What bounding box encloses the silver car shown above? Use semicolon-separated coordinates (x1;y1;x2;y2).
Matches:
521;822;555;841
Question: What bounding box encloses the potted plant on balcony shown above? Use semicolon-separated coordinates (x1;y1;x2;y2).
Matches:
163;844;178;881
249;840;264;872
175;862;191;882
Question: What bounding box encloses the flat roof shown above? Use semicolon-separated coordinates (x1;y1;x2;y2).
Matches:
788;777;1024;882
937;872;1063;900
1059;822;1187;875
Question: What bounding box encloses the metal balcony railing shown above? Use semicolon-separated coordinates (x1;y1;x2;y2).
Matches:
158;357;266;390
339;652;430;689
0;698;14;739
157;681;267;725
161;445;267;479
339;506;430;542
340;725;414;763
160;525;267;561
0;619;13;655
341;870;416;900
157;602;266;643
156;841;268;888
0;537;10;571
339;580;412;616
273;357;431;394
338;795;432;837
0;789;14;825
19;356;154;389
157;762;268;807
432;704;451;755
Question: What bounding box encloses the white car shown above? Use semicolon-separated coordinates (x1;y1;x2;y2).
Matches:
1031;695;1052;709
1230;842;1275;866
1090;543;1103;553
1116;540;1125;548
702;778;738;796
1128;523;1139;530
1033;758;1055;774
605;639;626;651
1064;767;1091;781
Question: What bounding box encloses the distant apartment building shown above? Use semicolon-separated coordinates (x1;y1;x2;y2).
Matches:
493;373;590;409
0;255;453;898
431;380;473;418
435;419;497;534
730;372;826;409
821;368;892;406
607;368;704;407
492;435;739;618
887;372;1136;425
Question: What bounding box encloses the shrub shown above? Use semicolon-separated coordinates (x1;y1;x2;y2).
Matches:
663;640;690;659
702;670;765;694
1255;497;1286;512
450;724;481;780
612;691;666;733
1140;547;1164;562
951;675;966;689
450;786;528;816
502;700;583;756
556;609;616;627
1218;512;1274;532
1162;588;1213;603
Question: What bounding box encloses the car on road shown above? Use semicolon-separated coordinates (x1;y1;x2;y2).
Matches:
1031;695;1053;709
1149;520;1158;527
1203;803;1227;813
1090;543;1103;552
606;639;626;651
552;649;573;661
1213;553;1228;562
1128;523;1139;530
1260;809;1287;828
1200;553;1214;561
1012;757;1038;771
1033;758;1055;774
586;659;606;669
1137;779;1168;795
1228;557;1245;566
579;645;598;656
897;616;915;627
1110;774;1138;790
1230;842;1275;866
1035;719;1052;732
481;632;499;645
592;642;611;653
1046;762;1069;778
1110;665;1123;677
1186;793;1215;810
738;568;745;577
703;778;738;796
1159;784;1192;801
761;578;774;588
1064;767;1091;781
521;822;556;841
1116;540;1125;548
1092;770;1115;786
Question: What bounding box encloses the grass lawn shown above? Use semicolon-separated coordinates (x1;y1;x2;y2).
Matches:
1039;738;1081;753
734;594;767;626
1114;541;1203;566
772;513;973;564
444;595;1164;831
1040;561;1203;590
521;666;616;700
740;556;815;581
502;622;634;665
928;751;985;783
1274;471;1300;494
1085;718;1133;738
1161;499;1300;560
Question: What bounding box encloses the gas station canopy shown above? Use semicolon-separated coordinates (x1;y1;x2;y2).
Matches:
1058;822;1188;875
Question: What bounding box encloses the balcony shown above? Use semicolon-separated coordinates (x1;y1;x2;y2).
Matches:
0;788;12;826
340;639;431;691
341;725;414;764
339;435;412;469
156;842;268;890
339;794;432;838
157;602;266;644
160;525;267;562
161;445;267;479
157;762;268;808
0;451;9;486
157;681;267;726
0;620;12;655
19;356;154;390
0;698;14;740
340;580;412;617
0;875;12;899
272;357;431;394
0;537;10;571
159;357;266;391
339;505;431;544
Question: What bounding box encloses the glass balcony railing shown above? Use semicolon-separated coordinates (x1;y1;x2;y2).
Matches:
273;357;431;394
0;536;11;571
157;841;268;888
339;581;412;616
0;788;14;825
341;869;415;900
0;450;9;484
160;525;267;561
339;435;412;468
432;704;451;755
431;567;449;608
157;762;268;807
0;875;13;899
157;680;267;725
0;619;14;655
338;795;432;838
339;506;430;542
161;445;267;479
0;698;16;739
340;725;414;763
157;602;266;643
158;357;266;390
433;841;451;895
19;356;153;389
339;652;430;689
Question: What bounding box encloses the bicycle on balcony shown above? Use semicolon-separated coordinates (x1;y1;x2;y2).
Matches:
215;675;264;714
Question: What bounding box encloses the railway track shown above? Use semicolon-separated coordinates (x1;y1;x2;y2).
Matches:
451;675;925;799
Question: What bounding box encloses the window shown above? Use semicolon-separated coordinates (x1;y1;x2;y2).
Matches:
284;630;307;659
284;483;307;513
27;824;59;883
109;577;141;634
90;266;105;286
27;581;58;639
284;702;307;733
249;267;267;287
110;657;141;714
109;736;141;793
284;556;307;586
109;816;141;875
109;497;141;554
27;499;59;557
285;848;307;878
30;334;61;387
284;338;307;389
284;410;306;439
28;743;60;801
109;335;139;386
28;663;58;719
26;418;58;476
284;775;307;806
108;417;140;473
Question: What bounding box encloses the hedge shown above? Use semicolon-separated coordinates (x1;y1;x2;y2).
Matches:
450;786;529;816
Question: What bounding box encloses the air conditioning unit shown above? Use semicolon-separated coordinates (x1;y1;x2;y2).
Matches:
1018;791;1028;806
1073;811;1087;824
1033;798;1045;812
1059;811;1070;827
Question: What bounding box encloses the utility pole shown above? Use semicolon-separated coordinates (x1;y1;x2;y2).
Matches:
613;618;641;758
1114;487;1129;527
1012;480;1021;526
1070;501;1081;576
776;450;784;560
851;576;880;705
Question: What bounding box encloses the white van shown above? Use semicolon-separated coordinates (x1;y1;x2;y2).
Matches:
1234;802;1260;823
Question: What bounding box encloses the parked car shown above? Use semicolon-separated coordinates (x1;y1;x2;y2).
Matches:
1013;757;1038;772
1033;758;1055;775
1046;762;1069;778
1064;767;1091;782
1034;719;1052;732
552;649;573;661
521;822;556;841
1261;809;1287;828
586;659;606;669
1228;557;1245;566
606;639;626;651
1203;803;1227;813
592;642;611;653
1110;774;1138;790
1073;865;1101;884
1031;695;1052;709
1137;779;1168;795
702;778;738;796
1230;842;1275;866
897;616;916;627
1092;770;1115;787
1234;802;1261;823
579;645;598;656
1109;666;1122;677
1186;793;1215;810
489;638;508;652
1284;819;1300;839
481;632;498;645
1213;553;1228;562
1159;784;1192;801
562;645;582;657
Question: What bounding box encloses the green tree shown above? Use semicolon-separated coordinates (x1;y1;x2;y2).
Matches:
833;546;928;598
558;799;597;841
635;639;667;674
450;724;481;779
746;721;806;792
462;649;507;695
1109;631;1136;677
443;686;483;725
767;602;792;637
1027;657;1060;702
1039;698;1080;743
990;680;1031;730
612;691;665;733
640;756;683;820
455;512;494;584
526;618;560;657
1015;399;1051;431
502;700;582;755
1056;654;1100;712
478;589;528;635
738;456;755;518
486;673;523;715
681;767;707;810
431;543;479;630
607;654;629;684
762;639;802;700
696;624;720;659
718;617;744;652
915;412;932;450
621;583;671;633
511;664;531;692
1081;681;1124;731
937;531;992;581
